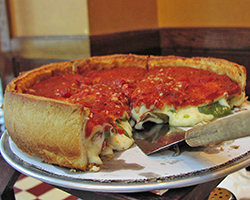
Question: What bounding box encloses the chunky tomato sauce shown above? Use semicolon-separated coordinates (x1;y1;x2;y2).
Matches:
25;67;146;137
80;67;148;97
131;67;241;109
68;84;129;137
25;66;241;137
26;74;83;100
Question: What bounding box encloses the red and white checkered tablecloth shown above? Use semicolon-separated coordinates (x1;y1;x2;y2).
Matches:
14;174;80;200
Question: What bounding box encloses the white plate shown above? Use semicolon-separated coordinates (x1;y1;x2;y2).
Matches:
1;129;250;193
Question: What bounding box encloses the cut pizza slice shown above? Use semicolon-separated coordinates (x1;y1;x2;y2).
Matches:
3;54;148;171
131;56;247;128
67;83;134;167
23;73;134;170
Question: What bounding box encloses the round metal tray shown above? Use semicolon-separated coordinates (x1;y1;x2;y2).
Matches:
2;131;250;193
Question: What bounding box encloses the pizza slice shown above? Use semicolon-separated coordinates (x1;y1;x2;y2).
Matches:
67;83;134;166
24;73;133;168
131;56;247;128
3;54;148;171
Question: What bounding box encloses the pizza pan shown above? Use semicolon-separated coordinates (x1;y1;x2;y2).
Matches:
2;130;250;193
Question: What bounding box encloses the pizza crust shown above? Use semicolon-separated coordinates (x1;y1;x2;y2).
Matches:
3;54;247;171
4;92;89;170
75;54;149;73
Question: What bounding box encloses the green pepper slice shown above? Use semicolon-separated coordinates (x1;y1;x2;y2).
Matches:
115;120;131;138
198;102;232;118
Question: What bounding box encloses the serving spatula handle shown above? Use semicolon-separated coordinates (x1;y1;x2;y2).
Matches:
185;109;250;147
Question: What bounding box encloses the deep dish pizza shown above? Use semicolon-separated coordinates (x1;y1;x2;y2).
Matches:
3;54;247;171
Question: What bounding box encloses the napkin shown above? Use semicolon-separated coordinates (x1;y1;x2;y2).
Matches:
218;168;250;200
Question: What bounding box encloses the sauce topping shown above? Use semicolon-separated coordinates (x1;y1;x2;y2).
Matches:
80;67;148;97
68;84;129;137
25;74;83;100
131;66;241;109
25;66;241;136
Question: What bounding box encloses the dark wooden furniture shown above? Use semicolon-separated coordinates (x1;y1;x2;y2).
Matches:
0;155;20;200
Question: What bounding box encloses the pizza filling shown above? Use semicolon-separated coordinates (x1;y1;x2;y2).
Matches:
198;99;232;118
132;98;234;128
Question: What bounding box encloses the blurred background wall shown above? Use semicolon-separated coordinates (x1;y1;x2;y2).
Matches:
8;0;250;37
157;0;250;28
9;0;89;37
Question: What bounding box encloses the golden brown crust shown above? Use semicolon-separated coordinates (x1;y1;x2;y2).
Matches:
4;92;89;170
4;60;92;170
75;54;149;73
3;54;247;171
6;61;77;93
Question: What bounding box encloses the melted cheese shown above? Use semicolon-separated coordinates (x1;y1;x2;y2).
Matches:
108;120;134;150
87;128;105;165
87;120;133;166
109;134;134;151
132;98;230;127
166;106;214;126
